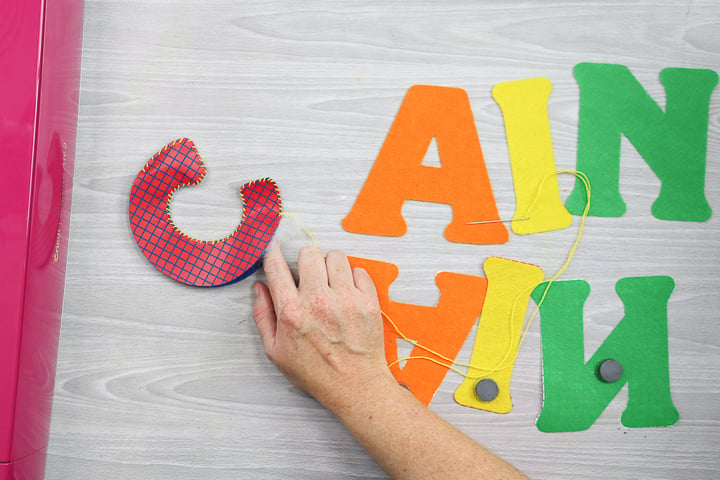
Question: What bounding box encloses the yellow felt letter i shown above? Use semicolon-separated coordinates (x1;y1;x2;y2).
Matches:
454;257;544;413
493;78;572;234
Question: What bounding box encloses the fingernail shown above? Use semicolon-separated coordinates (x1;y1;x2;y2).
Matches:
253;283;261;300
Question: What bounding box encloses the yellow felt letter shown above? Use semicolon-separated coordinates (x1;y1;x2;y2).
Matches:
493;78;572;234
454;257;544;413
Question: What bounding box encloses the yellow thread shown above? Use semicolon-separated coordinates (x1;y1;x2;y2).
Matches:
385;170;591;379
280;211;319;247
392;355;472;377
384;311;474;371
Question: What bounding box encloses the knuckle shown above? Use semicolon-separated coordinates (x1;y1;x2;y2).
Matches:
366;299;381;317
358;292;381;316
362;303;381;322
278;303;301;327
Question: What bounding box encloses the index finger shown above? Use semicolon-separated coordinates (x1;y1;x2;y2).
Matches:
261;240;298;307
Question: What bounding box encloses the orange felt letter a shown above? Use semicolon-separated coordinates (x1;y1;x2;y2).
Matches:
342;85;508;245
348;256;488;406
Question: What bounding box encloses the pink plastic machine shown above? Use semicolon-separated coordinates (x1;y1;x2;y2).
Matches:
0;0;84;478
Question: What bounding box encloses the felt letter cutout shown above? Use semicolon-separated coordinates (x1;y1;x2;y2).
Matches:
492;78;572;234
342;85;508;245
348;256;487;405
454;257;544;413
533;277;679;432
566;63;718;221
129;138;282;287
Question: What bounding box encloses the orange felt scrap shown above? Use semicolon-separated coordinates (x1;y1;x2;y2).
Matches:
342;85;508;245
348;256;487;406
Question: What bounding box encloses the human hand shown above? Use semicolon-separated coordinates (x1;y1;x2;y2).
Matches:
252;242;394;412
253;243;529;480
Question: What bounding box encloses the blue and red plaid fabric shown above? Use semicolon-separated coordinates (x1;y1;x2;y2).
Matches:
128;138;282;287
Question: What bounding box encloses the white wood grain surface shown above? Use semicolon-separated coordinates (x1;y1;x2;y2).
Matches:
47;1;720;478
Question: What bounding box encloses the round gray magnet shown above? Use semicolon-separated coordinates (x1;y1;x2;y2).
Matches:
597;359;623;383
474;379;499;402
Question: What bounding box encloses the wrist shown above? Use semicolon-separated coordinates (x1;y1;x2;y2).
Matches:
319;368;402;418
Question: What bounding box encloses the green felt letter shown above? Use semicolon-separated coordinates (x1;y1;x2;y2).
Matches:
566;63;718;221
534;277;679;432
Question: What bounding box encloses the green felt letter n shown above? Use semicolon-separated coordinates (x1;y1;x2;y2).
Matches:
533;277;679;432
566;63;718;221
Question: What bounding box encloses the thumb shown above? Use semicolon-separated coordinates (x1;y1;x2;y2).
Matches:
252;282;277;355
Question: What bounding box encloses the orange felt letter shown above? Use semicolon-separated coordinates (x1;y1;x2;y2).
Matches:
348;256;488;406
342;85;508;245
